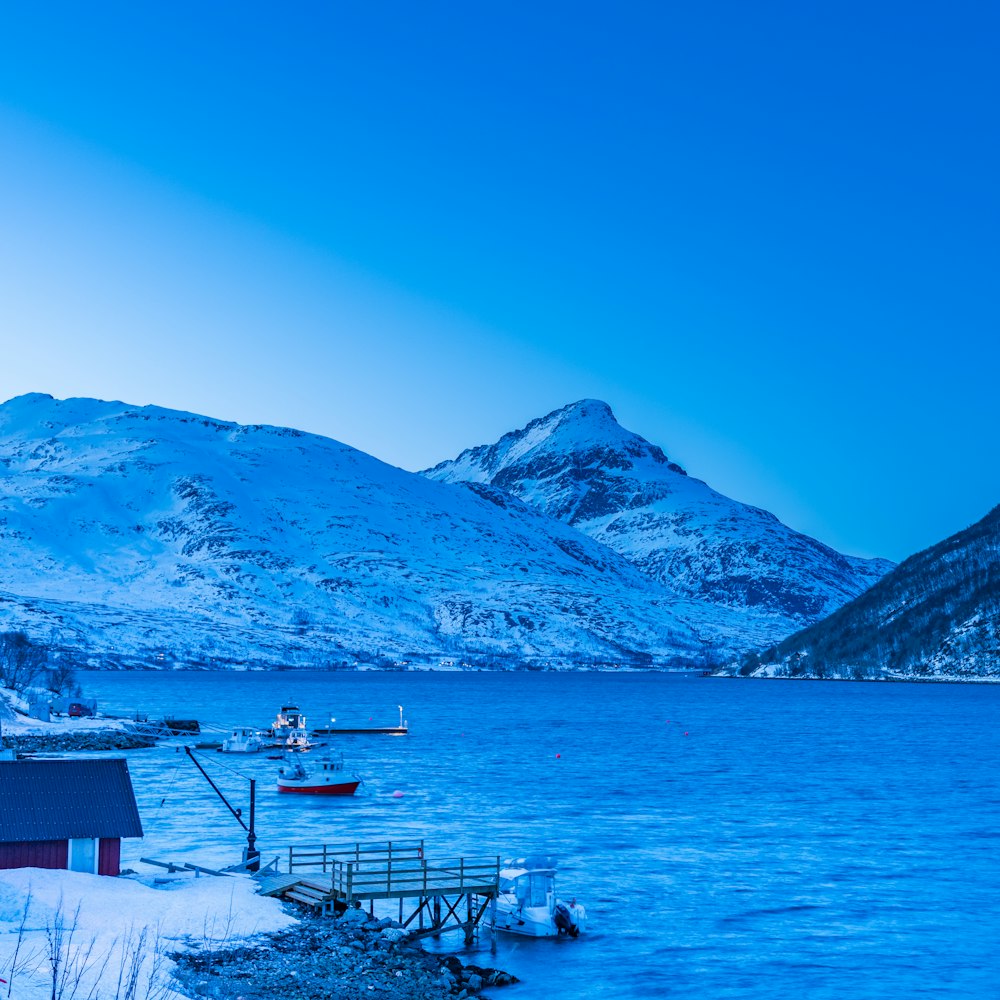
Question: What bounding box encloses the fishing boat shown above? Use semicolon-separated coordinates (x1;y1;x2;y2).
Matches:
220;727;265;753
276;754;361;795
270;705;313;750
271;704;306;732
494;856;586;937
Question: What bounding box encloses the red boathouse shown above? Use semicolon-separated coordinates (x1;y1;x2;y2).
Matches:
0;757;143;876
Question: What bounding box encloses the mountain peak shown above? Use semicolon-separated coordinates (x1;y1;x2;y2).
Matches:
425;400;893;627
556;398;617;422
423;400;683;487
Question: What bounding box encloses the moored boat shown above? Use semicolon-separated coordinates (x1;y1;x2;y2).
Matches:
494;856;586;937
276;754;361;795
271;704;305;732
270;705;313;750
220;727;265;753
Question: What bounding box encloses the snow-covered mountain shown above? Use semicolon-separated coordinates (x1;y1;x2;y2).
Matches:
734;504;1000;679
0;393;761;669
424;400;892;643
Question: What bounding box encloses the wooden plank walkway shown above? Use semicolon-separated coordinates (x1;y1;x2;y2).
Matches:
254;872;306;897
254;872;338;912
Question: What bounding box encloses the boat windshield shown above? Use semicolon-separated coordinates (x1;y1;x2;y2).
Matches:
514;873;553;908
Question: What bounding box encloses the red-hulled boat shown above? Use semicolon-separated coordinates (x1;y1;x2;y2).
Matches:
276;754;361;795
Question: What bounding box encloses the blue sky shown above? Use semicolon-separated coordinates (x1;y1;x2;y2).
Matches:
0;2;997;562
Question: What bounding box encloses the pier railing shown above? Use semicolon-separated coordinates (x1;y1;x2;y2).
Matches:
289;839;426;874
287;840;499;903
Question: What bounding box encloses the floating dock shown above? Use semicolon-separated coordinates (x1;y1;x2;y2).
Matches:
312;706;408;736
310;725;408;736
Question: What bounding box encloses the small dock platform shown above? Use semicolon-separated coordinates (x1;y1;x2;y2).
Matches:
310;725;408;736
287;840;498;946
312;706;408;736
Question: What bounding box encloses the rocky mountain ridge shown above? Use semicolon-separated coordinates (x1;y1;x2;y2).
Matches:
424;399;892;643
733;504;1000;680
0;392;762;669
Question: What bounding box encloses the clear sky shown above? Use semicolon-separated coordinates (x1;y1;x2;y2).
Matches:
0;2;997;563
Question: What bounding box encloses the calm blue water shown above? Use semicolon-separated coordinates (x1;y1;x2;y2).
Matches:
76;670;1000;1000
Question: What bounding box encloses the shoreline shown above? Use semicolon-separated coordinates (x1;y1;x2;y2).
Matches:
172;905;516;1000
2;728;157;753
709;672;1000;685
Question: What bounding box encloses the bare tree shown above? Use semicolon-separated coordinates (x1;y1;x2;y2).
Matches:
0;631;48;693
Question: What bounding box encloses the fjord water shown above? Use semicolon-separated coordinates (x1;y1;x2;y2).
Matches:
78;670;1000;999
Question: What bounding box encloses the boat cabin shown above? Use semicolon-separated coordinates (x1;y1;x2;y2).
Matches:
273;705;305;730
500;868;556;908
221;727;263;753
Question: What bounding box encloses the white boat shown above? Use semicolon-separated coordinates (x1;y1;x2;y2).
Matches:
220;727;265;753
276;754;361;795
494;856;586;937
270;705;313;750
271;704;306;731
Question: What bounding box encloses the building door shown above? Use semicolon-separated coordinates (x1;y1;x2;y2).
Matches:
68;838;97;873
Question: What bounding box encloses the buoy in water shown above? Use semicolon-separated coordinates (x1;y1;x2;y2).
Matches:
556;753;561;758
392;790;405;798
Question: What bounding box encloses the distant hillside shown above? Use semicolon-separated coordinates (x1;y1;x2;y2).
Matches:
735;505;1000;680
425;399;892;648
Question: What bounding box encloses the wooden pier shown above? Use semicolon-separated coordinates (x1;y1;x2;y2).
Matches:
288;840;499;947
310;725;407;735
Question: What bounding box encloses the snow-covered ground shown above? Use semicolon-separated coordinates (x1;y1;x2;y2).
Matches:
0;867;295;1000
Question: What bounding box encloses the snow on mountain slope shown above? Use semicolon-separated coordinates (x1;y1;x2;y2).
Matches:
424;400;893;644
738;504;1000;679
0;393;753;668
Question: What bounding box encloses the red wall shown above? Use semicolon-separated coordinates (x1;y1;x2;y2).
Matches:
0;838;122;875
98;838;121;876
0;839;68;870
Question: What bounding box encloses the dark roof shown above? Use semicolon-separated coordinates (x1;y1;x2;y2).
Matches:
0;757;143;842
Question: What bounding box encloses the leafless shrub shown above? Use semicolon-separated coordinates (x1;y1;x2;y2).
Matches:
4;888;43;998
39;897;175;1000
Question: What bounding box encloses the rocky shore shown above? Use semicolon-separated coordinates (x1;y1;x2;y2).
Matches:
172;906;517;1000
2;728;157;752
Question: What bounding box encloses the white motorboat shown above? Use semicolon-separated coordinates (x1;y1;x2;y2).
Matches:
271;704;306;731
270;705;313;750
220;727;265;753
276;754;361;795
494;856;586;937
